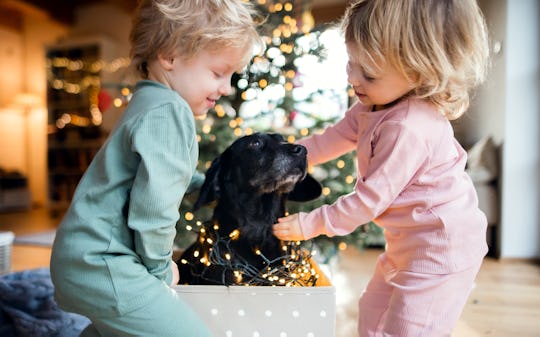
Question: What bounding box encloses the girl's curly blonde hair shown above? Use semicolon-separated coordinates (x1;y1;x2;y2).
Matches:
342;0;490;120
130;0;262;79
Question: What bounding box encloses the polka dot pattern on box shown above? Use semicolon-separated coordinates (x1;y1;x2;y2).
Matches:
175;285;336;336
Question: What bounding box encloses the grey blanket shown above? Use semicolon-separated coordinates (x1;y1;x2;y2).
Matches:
0;268;90;337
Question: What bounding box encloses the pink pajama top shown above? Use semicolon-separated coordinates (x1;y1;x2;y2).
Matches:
298;98;488;274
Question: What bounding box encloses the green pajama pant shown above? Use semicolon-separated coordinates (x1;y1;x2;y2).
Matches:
78;285;211;337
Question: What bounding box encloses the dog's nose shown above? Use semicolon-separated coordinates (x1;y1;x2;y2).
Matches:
290;144;306;156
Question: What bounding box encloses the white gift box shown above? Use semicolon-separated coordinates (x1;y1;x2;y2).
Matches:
174;284;336;337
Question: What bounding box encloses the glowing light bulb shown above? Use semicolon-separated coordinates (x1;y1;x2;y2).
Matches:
229;229;240;240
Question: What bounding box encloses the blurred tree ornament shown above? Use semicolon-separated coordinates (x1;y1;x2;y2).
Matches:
97;89;112;112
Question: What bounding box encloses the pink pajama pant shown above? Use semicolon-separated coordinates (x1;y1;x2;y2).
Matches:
357;254;482;337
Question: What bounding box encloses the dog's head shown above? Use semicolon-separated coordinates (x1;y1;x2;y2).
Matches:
194;132;321;211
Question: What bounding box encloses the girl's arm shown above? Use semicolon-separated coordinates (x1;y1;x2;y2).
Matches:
299;120;430;239
298;103;364;165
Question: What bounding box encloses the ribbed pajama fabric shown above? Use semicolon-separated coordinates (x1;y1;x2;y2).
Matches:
50;80;211;336
79;284;210;337
357;254;482;337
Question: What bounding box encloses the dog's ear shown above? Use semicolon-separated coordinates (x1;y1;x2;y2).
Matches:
193;157;221;210
288;174;322;202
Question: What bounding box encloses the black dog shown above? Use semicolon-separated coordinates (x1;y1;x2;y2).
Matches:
177;133;321;285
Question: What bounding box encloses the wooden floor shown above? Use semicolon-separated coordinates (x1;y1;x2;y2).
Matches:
1;207;540;336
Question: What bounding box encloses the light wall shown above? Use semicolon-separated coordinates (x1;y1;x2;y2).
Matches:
499;0;540;258
0;2;131;207
0;10;66;207
0;27;25;172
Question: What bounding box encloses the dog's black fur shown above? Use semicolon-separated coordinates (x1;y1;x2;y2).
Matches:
177;132;321;285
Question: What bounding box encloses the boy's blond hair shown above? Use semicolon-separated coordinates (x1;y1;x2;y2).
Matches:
130;0;262;79
342;0;490;119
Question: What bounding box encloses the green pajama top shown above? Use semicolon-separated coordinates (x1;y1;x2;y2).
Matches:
51;80;201;317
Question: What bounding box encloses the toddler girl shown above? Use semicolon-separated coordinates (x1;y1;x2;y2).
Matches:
273;0;490;335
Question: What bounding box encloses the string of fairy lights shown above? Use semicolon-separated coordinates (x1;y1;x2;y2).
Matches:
179;220;320;286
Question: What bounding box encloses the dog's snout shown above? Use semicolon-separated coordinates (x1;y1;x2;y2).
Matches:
290;144;306;156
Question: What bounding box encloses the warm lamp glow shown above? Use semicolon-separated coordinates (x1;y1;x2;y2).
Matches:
13;92;41;110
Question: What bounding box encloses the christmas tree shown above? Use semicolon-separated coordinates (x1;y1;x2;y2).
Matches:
175;0;384;261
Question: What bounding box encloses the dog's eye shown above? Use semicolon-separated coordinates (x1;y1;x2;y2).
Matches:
248;139;262;149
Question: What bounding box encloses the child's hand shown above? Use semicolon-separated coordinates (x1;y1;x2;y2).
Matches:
272;213;305;241
170;260;179;286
